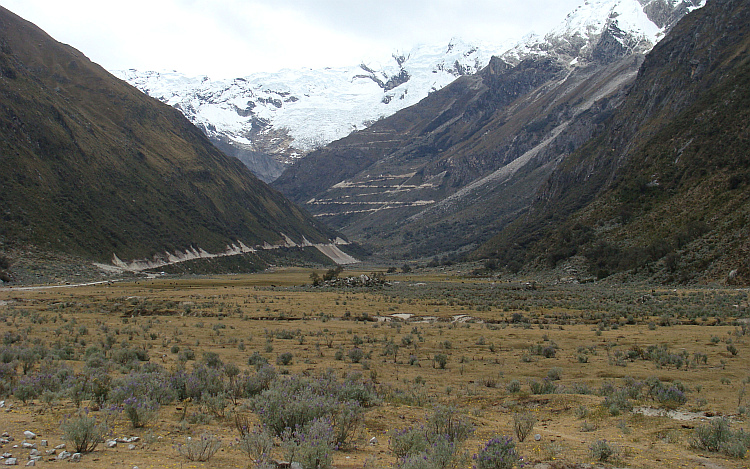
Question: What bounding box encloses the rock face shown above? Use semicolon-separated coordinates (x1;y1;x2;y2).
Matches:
0;6;337;266
272;0;702;259
477;0;750;284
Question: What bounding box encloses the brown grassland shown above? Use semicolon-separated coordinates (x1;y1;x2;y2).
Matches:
0;268;748;469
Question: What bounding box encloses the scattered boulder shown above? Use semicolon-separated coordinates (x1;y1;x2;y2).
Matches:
56;451;70;460
21;433;34;441
70;453;82;462
3;458;17;466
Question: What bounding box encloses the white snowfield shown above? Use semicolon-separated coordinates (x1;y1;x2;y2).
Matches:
113;0;703;170
113;38;509;159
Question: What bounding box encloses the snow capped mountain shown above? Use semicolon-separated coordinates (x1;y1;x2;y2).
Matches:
113;38;510;181
504;0;704;64
113;0;703;182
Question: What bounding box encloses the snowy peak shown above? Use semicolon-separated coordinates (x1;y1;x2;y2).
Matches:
113;0;703;182
503;0;704;65
113;38;508;181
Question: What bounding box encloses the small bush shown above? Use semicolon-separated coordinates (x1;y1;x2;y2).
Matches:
580;421;597;432
574;405;590;419
529;378;558;394
590;439;618;462
60;411;110;453
512;412;536;442
248;351;269;369
434;354;448;369
691;418;749;458
277;352;293;366
473;436;520;469
123;397;159;428
398;436;463;469
348;347;364;363
236;425;274;464
390;426;429;460
176;433;221;462
239;365;277;398
281;418;334;469
547;367;563;381
428;405;474;443
655;385;688;409
506;380;521;393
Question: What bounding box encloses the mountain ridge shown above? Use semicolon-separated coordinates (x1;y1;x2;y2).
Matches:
475;0;750;284
271;0;702;260
113;38;510;181
0;6;339;274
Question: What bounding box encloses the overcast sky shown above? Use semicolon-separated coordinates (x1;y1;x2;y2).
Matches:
3;0;582;78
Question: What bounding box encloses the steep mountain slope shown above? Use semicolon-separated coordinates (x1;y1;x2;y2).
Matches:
114;40;508;182
477;0;750;284
273;0;702;259
0;6;337;270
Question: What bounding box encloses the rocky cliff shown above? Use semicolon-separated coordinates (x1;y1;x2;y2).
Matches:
477;0;750;284
273;0;702;259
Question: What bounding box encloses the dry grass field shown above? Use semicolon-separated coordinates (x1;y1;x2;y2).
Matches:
0;268;748;469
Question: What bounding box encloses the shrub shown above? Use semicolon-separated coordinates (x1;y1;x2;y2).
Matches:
398;436;463;469
574;405;590;419
248;351;269;369
330;403;364;447
14;376;39;404
529;378;558;394
433;354;448;369
348;347;364;363
176;434;221;462
251;373;371;440
179;364;225;401
473;436;520;469
277;352;293;366
123;397;159;428
547;367;563;381
60;410;110;453
512;412;536;442
236;425;274;464
602;390;633;415
506;380;521;393
691;418;749;458
239;365;277;398
281;418;334;469
390;426;429;460
111;371;176;405
655;385;688;410
590;439;618;462
428;405;474;443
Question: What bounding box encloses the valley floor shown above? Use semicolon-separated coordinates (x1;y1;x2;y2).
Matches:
0;269;747;468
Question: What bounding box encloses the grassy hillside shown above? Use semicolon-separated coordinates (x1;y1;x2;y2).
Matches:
477;0;750;284
0;7;335;265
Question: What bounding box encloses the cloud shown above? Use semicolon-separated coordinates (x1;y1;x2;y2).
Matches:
2;0;582;78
